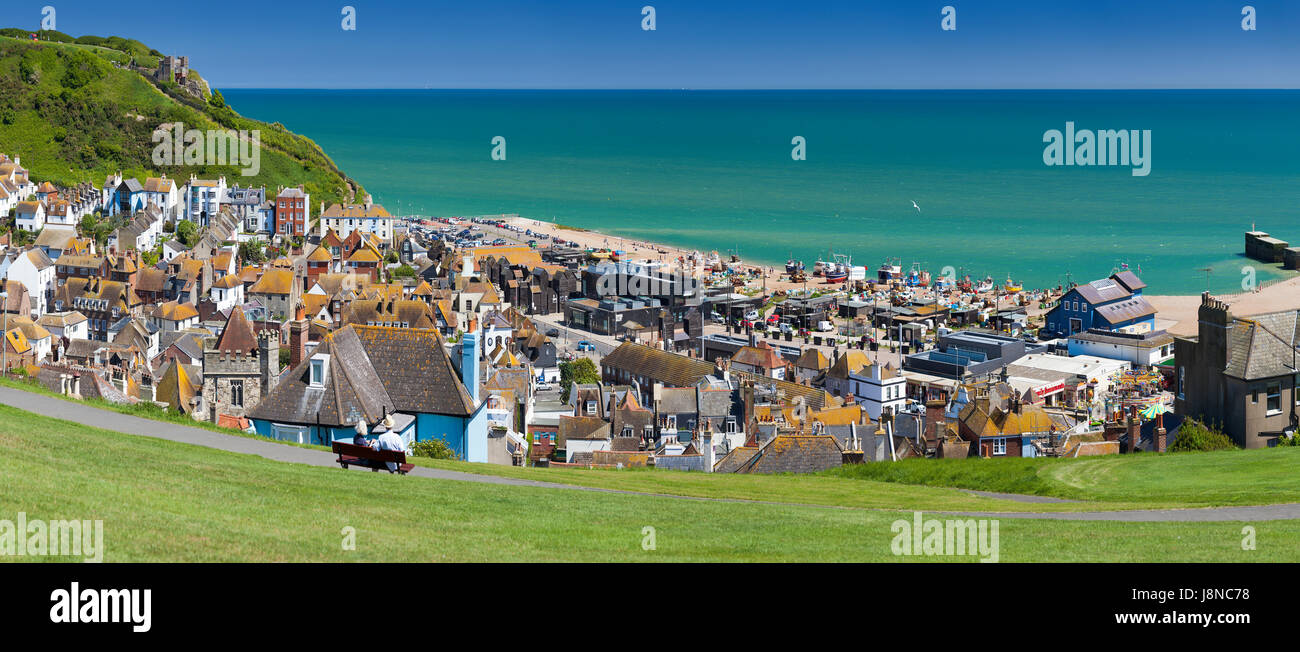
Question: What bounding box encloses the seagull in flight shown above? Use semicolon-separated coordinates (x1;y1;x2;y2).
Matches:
911;200;921;213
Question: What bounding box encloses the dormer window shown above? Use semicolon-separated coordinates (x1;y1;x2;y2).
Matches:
585;400;597;415
309;354;329;387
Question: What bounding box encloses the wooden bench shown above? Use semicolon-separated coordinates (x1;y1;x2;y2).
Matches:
332;442;415;475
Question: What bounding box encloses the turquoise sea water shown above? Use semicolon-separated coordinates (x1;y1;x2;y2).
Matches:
223;89;1300;295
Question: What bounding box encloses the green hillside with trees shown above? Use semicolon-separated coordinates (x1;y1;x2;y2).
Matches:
0;29;362;207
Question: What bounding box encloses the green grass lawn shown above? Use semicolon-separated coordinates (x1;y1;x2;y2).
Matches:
4;375;1295;514
1;404;1294;562
824;448;1300;507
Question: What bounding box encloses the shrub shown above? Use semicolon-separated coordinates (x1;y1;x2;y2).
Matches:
411;438;458;460
1169;418;1237;453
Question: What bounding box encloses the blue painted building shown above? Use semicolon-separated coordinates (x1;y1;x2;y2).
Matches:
249;323;490;461
1041;271;1156;339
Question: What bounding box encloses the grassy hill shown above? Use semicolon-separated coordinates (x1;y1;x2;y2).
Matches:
823;447;1300;507
0;30;362;206
1;403;1292;562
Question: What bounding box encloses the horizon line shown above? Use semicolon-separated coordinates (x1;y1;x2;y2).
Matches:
215;87;1300;92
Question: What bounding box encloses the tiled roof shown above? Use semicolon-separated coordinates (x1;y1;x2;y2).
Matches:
154;301;199;322
603;342;835;409
737;435;843;474
559;415;611;443
732;342;783;369
214;307;258;353
350;326;475;417
1224;310;1300;380
825;351;871;380
795;348;829;370
248;268;295;296
250;327;395;428
306;245;333;262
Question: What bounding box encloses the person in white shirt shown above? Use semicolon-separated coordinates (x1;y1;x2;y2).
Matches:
370;416;407;472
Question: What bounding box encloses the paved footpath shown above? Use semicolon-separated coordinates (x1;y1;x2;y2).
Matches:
4;386;1299;522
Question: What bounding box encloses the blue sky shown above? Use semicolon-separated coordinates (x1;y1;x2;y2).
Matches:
12;1;1300;88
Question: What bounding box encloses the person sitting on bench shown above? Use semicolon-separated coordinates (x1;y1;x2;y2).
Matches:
370;417;407;472
352;421;370;447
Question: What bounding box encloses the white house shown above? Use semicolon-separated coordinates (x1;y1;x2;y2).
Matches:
1066;329;1175;367
11;316;52;362
848;362;909;420
209;275;244;314
149;301;200;333
183;176;227;227
5;248;56;317
318;197;396;245
14;201;45;232
140;177;180;220
37;311;89;341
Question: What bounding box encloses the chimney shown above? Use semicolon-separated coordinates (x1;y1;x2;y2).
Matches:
1197;292;1232;370
461;330;481;403
289;303;308;369
1154;412;1167;453
259;329;280;394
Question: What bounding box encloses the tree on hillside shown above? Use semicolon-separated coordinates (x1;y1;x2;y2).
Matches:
392;264;415;279
175;219;197;247
559;358;599;403
239;240;266;265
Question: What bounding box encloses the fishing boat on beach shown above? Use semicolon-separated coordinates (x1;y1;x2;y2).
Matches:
786;255;805;274
823;253;852;283
877;257;902;283
904;262;931;287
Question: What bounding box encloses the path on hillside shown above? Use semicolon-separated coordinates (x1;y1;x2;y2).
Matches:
4;387;1299;522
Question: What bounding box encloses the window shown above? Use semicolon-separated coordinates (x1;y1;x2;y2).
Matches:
1177;367;1185;400
621;426;633;438
230;380;244;407
665;415;677;431
1081;302;1087;313
725;419;737;433
992;438;1007;456
585;401;597;415
309;355;329;387
1267;383;1281;414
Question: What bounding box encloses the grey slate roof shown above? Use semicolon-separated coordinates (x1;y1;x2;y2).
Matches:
1095;296;1156;323
1224;310;1300;380
249;327;396;427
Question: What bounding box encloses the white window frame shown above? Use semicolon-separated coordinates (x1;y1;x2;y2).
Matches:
1266;383;1282;415
992;438;1007;456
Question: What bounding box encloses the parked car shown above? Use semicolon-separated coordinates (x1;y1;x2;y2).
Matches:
576;340;596;351
743;310;760;321
545;327;560;337
780;322;794;334
535;382;552;391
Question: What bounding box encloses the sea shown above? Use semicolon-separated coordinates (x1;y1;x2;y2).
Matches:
221;89;1300;295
